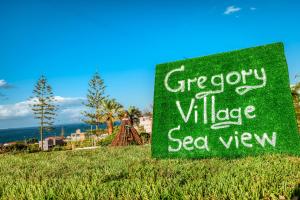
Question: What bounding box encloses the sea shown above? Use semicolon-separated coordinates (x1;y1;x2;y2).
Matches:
0;123;113;144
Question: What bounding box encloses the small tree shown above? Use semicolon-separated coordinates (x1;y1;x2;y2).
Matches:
82;72;106;133
102;99;123;134
30;75;57;150
128;106;143;126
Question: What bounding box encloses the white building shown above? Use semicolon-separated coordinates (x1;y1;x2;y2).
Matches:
68;129;86;142
39;136;65;151
139;116;152;134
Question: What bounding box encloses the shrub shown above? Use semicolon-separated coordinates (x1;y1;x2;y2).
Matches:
97;127;119;146
97;133;116;146
1;143;27;154
26;138;38;144
140;132;151;144
52;146;64;151
26;144;39;153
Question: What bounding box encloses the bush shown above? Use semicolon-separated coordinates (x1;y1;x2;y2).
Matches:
97;133;116;146
0;143;40;154
52;146;64;151
97;127;119;146
26;144;39;153
1;143;27;154
140;132;151;144
26;138;38;144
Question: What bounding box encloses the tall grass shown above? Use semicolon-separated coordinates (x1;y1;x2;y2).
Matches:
0;146;299;199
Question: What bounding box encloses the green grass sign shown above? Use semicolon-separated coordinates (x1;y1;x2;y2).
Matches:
152;42;300;158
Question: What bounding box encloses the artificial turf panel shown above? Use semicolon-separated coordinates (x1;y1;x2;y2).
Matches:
152;42;300;158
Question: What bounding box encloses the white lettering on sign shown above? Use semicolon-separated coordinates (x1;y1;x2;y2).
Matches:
163;64;277;153
168;125;209;152
168;127;276;152
175;96;256;130
196;74;224;99
219;131;276;149
235;68;267;95
176;98;195;123
163;65;267;98
164;65;185;93
168;125;182;152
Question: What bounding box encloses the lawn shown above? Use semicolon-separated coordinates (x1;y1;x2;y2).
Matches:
0;145;300;200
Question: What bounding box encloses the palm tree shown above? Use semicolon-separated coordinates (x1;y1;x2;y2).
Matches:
128;106;142;126
102;99;124;134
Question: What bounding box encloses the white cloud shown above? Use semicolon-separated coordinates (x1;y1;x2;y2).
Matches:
224;5;241;15
54;96;84;104
0;80;7;88
60;107;85;122
0;100;31;119
0;96;86;120
61;107;83;116
250;7;257;11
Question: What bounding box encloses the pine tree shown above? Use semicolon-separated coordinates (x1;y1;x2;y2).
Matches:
83;72;106;133
30;75;57;150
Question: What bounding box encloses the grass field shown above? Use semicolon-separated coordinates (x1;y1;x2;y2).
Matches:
0;145;300;200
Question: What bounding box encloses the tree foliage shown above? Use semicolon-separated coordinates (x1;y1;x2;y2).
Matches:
128;106;142;125
29;75;57;150
291;75;300;132
82;72;106;131
101;98;123;134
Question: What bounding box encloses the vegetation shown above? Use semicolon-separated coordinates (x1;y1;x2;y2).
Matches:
143;104;153;117
0;143;39;154
128;106;143;125
29;75;57;150
65;140;94;150
85;128;107;136
0;143;27;154
0;146;299;199
82;72;106;133
291;78;300;132
101;99;123;134
97;128;119;147
82;72;124;135
140;132;151;144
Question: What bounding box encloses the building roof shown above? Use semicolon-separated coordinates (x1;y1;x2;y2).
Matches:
45;136;64;141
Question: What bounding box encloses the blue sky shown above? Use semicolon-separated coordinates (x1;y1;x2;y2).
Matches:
0;0;300;129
